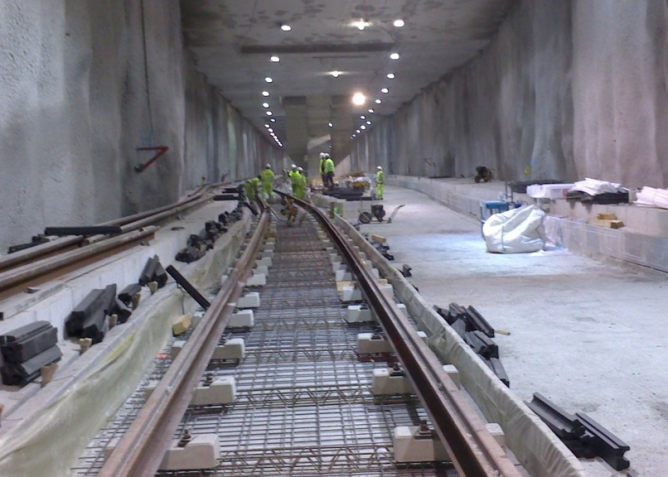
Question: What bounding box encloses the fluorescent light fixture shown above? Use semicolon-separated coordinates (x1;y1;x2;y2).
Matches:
270;55;280;62
281;24;292;31
352;92;366;105
387;73;395;79
381;88;389;93
375;99;382;104
390;53;400;60
262;102;269;108
331;71;341;78
352;19;369;30
393;19;405;28
266;111;273;116
262;91;270;97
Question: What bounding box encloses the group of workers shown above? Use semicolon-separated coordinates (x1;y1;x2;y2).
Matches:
244;164;275;202
288;164;307;200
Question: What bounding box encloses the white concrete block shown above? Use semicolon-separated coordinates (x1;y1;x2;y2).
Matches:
256;257;272;267
171;340;186;360
378;283;394;297
191;377;237;405
212;338;245;360
417;330;428;342
332;262;345;274
237;292;260;308
357;333;391;354
369;268;380;278
159;434;220;471
341;286;362;302
255;265;269;276
191;310;206;328
393;426;448;463
442;365;461;389
486;423;506;449
264;242;275;251
347;304;373;323
144;380;160;400
396;303;408;317
229;309;254;328
335;268;352;282
246;273;266;287
261;250;274;259
372;368;414;395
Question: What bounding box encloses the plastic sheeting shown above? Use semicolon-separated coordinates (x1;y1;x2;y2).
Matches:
527;183;574;199
635;186;668;209
0;214;251;477
483;205;546;254
335;215;590;477
570;178;627;195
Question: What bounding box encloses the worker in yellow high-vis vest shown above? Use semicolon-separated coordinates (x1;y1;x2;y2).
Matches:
376;166;385;200
260;164;275;201
324;154;335;188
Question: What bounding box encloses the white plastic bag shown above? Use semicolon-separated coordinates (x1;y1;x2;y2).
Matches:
483;205;546;253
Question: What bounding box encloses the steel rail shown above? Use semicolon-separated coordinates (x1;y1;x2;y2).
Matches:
285;192;522;477
0;227;158;298
98;207;270;477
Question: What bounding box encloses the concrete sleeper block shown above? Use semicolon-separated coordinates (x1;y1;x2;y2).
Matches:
229;309;254;328
372;368;414;395
246;273;266;287
171;340;186;359
442;364;460;389
213;338;245;360
341;286;362;302
159;435;220;471
347;304;373;323
357;333;392;354
191;377;236;405
237;292;260;308
393;426;448;463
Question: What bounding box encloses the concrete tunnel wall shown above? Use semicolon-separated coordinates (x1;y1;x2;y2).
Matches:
351;0;668;188
0;0;283;252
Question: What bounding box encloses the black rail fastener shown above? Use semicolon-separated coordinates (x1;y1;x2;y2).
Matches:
465;305;495;338
576;412;631;471
213;194;241;201
0;345;62;386
525;393;585;440
44;226;123;237
118;283;142;307
7;235;50;254
0;321;58;364
165;265;211;310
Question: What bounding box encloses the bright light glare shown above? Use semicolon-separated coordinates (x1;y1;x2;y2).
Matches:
368;109;374;113
375;99;381;104
360;115;366;119
270;118;276;122
390;53;400;60
366;121;371;125
360;125;366;130
328;122;333;128
270;56;280;62
393;19;405;27
352;92;366;105
381;88;389;93
331;71;341;78
262;91;270;97
387;73;395;79
266;111;273;116
281;24;292;31
265;77;273;83
262;102;269;108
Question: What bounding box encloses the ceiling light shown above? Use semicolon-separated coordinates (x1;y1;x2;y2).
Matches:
328;122;333;128
270;118;276;122
280;24;292;32
352;92;366;105
366;121;371;125
268;128;274;133
262;91;270;97
352;19;369;30
331;71;342;78
390;53;400;60
381;88;389;94
387;73;395;79
360;115;365;119
270;55;280;62
356;129;361;133
375;99;382;104
360;125;366;130
265;77;273;83
368;109;374;113
264;124;270;128
266;111;273;116
393;19;405;28
262;102;269;108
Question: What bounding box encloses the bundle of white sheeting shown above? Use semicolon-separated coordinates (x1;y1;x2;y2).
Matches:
570;177;626;195
635;186;668;209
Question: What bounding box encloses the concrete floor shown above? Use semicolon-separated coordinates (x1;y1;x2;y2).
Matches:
358;185;667;477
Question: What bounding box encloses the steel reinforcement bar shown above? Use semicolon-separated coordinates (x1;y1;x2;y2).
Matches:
285;193;522;477
97;206;271;477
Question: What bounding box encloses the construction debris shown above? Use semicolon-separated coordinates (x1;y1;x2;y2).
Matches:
588;213;624;229
0;321;62;387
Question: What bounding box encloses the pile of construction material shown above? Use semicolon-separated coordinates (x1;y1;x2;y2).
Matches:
434;303;509;387
0;322;61;386
175;202;243;264
566;178;629;204
365;234;394;261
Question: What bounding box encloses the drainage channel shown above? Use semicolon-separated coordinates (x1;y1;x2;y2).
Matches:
72;208;457;476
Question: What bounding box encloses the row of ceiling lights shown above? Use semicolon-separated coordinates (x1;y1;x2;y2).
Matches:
261;18;406;146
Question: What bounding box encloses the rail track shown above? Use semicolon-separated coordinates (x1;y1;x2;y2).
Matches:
0;185;213;300
70;195;524;477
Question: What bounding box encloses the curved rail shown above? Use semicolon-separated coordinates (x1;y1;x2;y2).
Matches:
282;192;522;477
98;206;270;477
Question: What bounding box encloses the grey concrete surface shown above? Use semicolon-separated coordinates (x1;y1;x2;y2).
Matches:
0;0;283;252
360;185;667;477
352;0;668;190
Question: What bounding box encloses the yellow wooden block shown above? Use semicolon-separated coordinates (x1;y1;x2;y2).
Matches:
172;314;192;336
378;278;388;285
589;218;624;229
371;234;386;244
597;213;617;220
336;281;356;292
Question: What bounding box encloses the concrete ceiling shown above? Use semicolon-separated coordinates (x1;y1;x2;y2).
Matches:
180;0;517;162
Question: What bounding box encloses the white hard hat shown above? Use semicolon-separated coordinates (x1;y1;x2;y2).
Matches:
291;164;297;169
298;167;304;171
377;166;383;170
319;152;326;158
266;163;271;168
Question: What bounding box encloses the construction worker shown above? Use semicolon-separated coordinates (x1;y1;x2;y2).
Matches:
293;167;307;200
244;175;261;202
260;164;275;202
319;153;327;186
324;154;335;188
289;165;302;198
376;166;385;200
